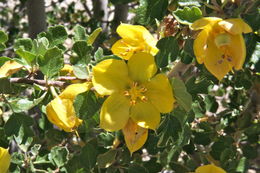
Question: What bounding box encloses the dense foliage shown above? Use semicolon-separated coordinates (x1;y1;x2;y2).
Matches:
0;0;259;172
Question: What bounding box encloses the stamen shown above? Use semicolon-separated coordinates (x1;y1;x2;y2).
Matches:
124;91;130;96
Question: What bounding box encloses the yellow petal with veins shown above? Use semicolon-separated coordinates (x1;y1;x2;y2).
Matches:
122;118;148;154
0;60;23;78
59;82;92;99
111;39;134;60
191;17;222;30
195;164;226;173
46;97;82;132
92;59;130;96
193;30;209;64
127;52;157;83
100;92;130;132
204;38;232;80
117;23;150;42
218;18;252;35
228;34;246;70
0;147;11;173
145;74;175;113
130;101;160;130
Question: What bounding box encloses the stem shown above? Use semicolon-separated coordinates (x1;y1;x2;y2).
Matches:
50;86;58;98
2;94;14;113
9;77;68;88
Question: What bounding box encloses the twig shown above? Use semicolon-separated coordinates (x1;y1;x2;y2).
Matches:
2;94;14;112
82;1;92;18
9;78;68;88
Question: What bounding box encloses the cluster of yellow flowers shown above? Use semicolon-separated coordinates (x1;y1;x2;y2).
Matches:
93;24;175;153
43;17;251;172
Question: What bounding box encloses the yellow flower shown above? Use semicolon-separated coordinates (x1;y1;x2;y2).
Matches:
46;82;92;132
191;17;252;80
92;52;175;132
0;147;11;173
0;60;23;78
195;164;226;173
111;23;159;60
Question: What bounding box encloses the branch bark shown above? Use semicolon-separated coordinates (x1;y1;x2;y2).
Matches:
10;77;67;88
27;0;47;38
92;0;108;32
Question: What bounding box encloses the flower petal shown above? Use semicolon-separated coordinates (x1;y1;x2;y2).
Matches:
111;39;134;60
145;74;175;113
46;98;82;132
218;18;252;35
100;92;130;131
127;52;157;83
228;34;246;70
130;101;160;130
117;23;149;42
194;30;209;64
60;82;92;99
191;17;222;30
92;59;129;95
195;164;226;173
204;38;232;80
0;60;23;78
122;118;148;154
0;147;11;173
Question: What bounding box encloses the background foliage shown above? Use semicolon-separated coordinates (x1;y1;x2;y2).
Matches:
0;0;259;172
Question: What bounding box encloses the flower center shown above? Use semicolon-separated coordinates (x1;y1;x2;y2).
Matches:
124;82;148;105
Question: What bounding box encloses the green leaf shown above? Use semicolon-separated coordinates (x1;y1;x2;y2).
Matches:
10;92;47;113
34;37;49;56
171;78;192;111
186;76;213;95
110;0;135;5
173;6;202;25
46;25;68;47
204;95;218;113
0;78;14;94
135;0;168;25
4;113;34;144
157;115;182;147
156;36;179;67
0;30;8;43
87;27;102;45
0;43;5;51
15;48;36;64
80;144;98;171
14;38;33;51
72;41;92;65
48;146;69;168
94;47;104;61
191;101;205;118
236;157;248;172
73;24;88;41
38;47;64;79
97;149;117;168
14;38;36;65
178;0;200;7
65;142;98;172
72;64;88;79
0;56;11;66
128;163;149;173
74;91;102;120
